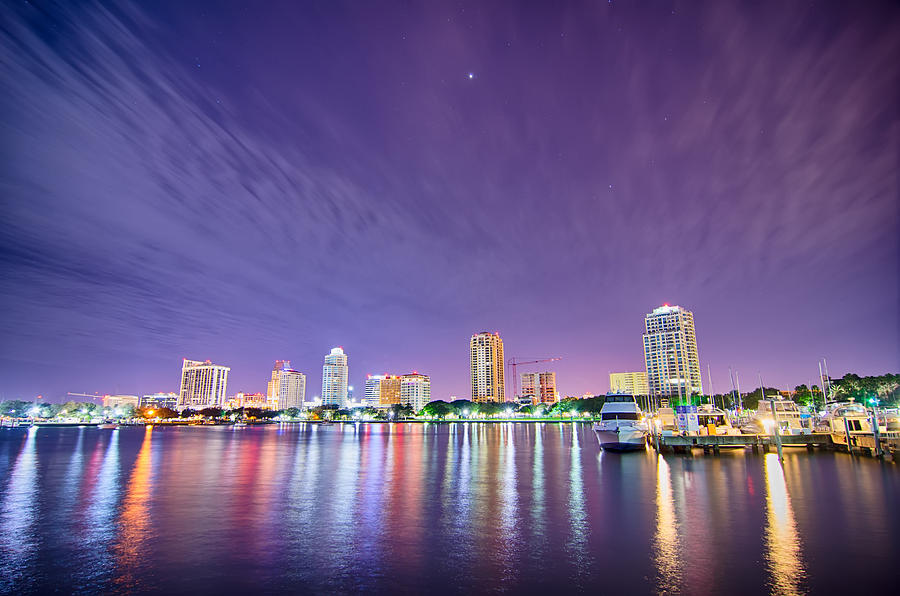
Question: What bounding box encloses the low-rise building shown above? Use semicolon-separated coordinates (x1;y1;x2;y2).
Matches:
225;392;271;410
609;372;649;396
140;392;179;409
103;395;140;408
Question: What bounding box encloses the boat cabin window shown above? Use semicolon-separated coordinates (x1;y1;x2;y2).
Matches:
601;412;640;421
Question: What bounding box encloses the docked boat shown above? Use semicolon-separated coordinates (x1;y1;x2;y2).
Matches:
592;394;649;451
815;401;871;434
876;408;900;432
97;423;119;430
740;399;804;434
233;421;248;428
696;404;740;436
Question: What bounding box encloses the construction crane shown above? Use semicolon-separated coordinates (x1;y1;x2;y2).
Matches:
506;357;562;400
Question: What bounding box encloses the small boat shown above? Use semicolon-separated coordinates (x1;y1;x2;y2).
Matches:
655;407;677;433
97;423;119;430
592;394;649;451
233;422;248;428
740;399;804;434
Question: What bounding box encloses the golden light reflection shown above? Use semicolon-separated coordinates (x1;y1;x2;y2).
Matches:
114;426;154;589
653;455;681;592
763;454;806;596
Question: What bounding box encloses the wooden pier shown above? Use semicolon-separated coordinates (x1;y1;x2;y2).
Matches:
654;432;831;454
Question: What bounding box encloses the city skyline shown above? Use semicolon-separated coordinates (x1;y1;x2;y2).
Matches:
4;308;897;404
1;1;897;401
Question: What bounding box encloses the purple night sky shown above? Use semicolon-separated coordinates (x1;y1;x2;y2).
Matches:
1;1;897;402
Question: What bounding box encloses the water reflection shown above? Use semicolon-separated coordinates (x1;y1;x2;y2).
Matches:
498;423;519;563
114;426;155;591
566;424;588;576
0;427;38;591
763;454;806;596
69;430;122;587
531;424;545;554
654;454;681;593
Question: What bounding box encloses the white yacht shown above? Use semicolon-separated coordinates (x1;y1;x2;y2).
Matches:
815;401;871;434
740;399;804;434
592;394;649;451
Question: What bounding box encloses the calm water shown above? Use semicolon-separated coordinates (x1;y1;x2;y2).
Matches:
0;423;898;595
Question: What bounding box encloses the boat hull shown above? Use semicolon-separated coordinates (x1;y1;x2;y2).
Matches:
593;427;647;451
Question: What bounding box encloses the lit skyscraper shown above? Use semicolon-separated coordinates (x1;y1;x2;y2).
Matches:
401;373;431;411
642;305;702;399
178;358;230;409
609;372;649;396
364;374;384;407
470;331;505;403
321;347;349;407
267;360;306;410
365;374;403;407
520;371;558;405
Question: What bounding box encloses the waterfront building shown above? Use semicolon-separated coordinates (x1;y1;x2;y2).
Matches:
267;360;306;410
609;372;649;396
364;375;383;406
321;347;349;407
230;392;270;409
521;371;558;405
103;394;140;408
379;375;402;407
140;392;178;409
470;331;505;403
401;373;431;412
179;358;230;409
642;305;702;399
365;374;404;407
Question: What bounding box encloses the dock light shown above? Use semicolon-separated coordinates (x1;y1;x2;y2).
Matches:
147;409;156;417
869;398;880;406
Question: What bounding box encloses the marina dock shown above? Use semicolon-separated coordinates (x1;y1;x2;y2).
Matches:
651;431;900;459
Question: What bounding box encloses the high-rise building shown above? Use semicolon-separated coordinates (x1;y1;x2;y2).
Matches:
267;360;306;410
609;372;649;396
364;374;384;407
380;375;402;407
642;305;702;399
470;331;505;403
401;373;431;412
321;347;349;407
520;371;558;405
179;358;230;409
364;374;401;408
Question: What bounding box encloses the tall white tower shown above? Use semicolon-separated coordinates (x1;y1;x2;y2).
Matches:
267;360;306;410
642;305;702;400
321;347;349;407
470;331;505;403
178;358;230;409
